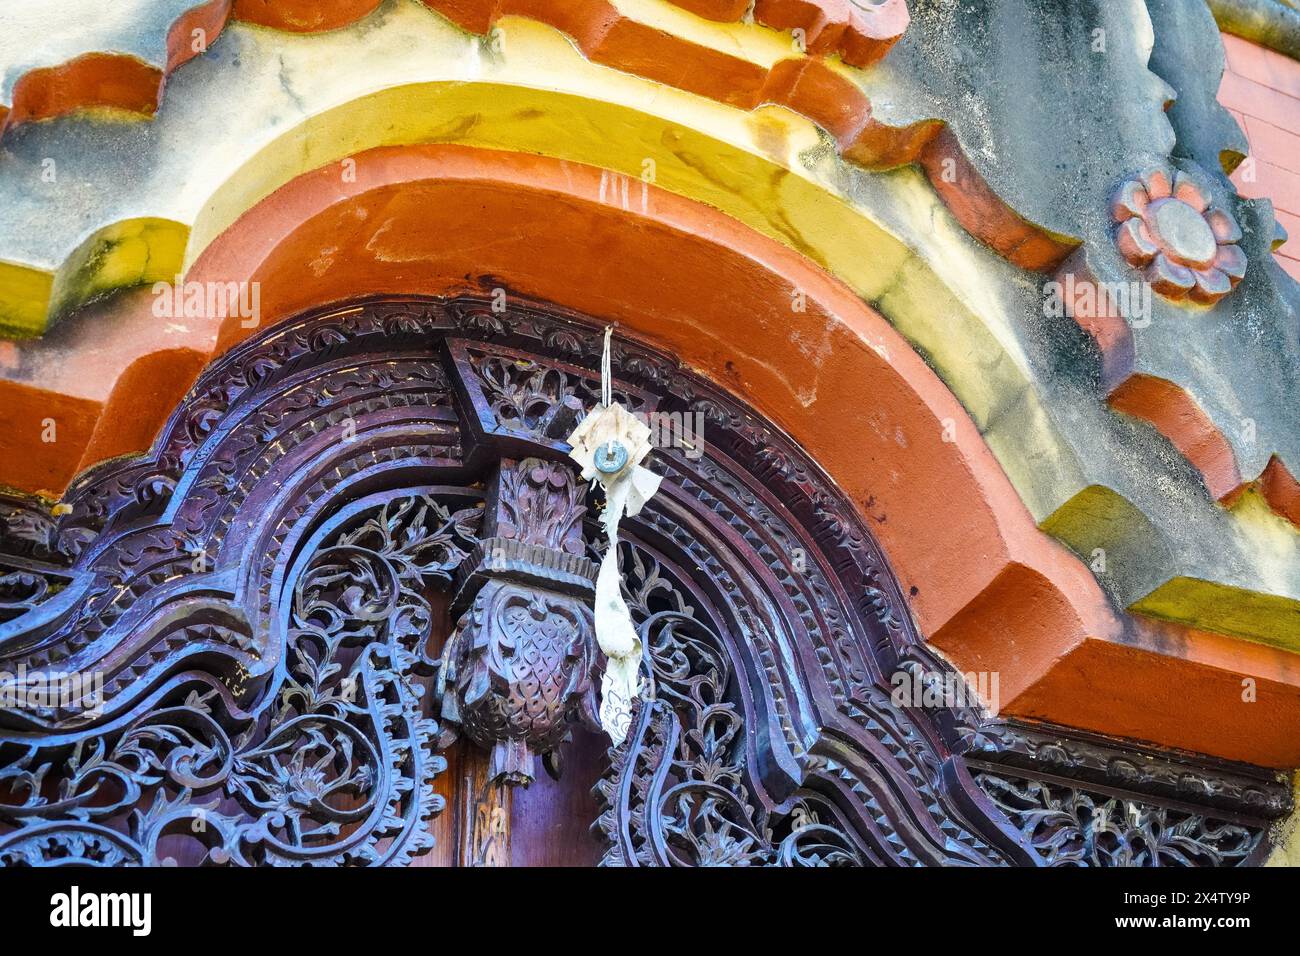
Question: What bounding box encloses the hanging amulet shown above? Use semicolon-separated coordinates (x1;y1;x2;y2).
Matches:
566;402;662;743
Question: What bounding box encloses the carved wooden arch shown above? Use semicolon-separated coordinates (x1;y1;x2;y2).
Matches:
0;296;1287;866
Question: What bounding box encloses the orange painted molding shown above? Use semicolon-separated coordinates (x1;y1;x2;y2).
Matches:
1258;454;1300;525
1;53;165;136
1101;360;1300;528
1004;618;1300;768
232;0;384;32
0;2;233;138
918;128;1079;271
0;379;100;497
760;58;871;143
756;59;1077;270
165;0;234;72
1109;373;1244;501
73;347;210;478
0;0;385;139
0;142;1275;762
1053;247;1300;528
728;0;909;68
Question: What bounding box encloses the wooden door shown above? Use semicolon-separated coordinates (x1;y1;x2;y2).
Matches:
0;296;1281;867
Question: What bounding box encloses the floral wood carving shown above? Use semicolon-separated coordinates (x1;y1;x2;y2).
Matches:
0;490;480;865
595;560;867;866
973;773;1260;866
437;459;600;785
0;295;1286;866
962;719;1291;820
469;350;648;433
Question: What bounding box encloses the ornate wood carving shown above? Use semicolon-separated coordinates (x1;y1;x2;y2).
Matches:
959;719;1284;866
971;773;1261;866
0;488;479;865
458;748;513;867
437;458;599;785
595;567;867;866
963;719;1291;818
0;295;1287;867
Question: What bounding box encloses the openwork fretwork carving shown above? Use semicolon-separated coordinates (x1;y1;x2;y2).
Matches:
973;773;1260;866
461;343;651;436
959;720;1281;867
596;546;865;866
0;295;1286;866
0;489;480;866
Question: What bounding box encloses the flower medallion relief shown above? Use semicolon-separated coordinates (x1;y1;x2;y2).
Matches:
1112;165;1247;305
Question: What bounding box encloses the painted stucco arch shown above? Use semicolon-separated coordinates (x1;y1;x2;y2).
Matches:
14;63;1077;518
178;142;1113;663
39;137;1288;767
1;46;1297;760
5;7;1296;671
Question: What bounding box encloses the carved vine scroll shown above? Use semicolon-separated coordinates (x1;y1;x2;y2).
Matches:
0;296;1288;866
0;488;479;865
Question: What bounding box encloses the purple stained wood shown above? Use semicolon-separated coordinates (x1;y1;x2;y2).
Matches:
0;295;1283;868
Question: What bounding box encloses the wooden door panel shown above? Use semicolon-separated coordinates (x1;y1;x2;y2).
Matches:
0;296;1284;867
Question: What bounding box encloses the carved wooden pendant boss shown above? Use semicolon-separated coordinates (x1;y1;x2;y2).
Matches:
437;457;599;785
0;297;1288;866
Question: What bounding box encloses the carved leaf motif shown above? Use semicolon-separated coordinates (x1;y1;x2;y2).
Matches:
974;773;1261;866
497;460;586;554
469;351;647;438
335;495;481;587
596;547;863;867
0;493;478;866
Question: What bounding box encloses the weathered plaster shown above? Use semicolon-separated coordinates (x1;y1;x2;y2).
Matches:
0;0;198;104
0;0;1297;653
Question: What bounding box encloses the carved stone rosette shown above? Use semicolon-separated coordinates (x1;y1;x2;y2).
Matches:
1112;164;1247;305
436;458;600;785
